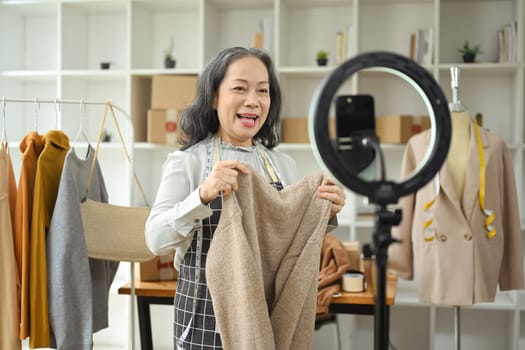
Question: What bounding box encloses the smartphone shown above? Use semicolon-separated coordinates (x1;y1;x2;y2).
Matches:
335;94;377;176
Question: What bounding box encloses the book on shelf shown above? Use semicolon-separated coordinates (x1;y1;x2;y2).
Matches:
498;20;518;63
498;28;507;63
251;32;263;49
261;17;273;55
409;33;416;61
346;24;353;59
421;27;433;65
335;24;353;64
409;27;433;65
336;30;347;64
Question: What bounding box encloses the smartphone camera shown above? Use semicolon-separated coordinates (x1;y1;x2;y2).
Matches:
335;94;377;177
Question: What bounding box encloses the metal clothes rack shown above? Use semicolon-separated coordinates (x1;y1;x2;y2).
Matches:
2;97;128;114
2;97;140;350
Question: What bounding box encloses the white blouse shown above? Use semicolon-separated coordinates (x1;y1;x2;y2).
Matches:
145;136;299;269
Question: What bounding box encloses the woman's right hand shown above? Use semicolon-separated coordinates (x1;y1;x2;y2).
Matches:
199;160;251;204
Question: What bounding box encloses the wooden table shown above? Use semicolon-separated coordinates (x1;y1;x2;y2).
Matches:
118;271;398;350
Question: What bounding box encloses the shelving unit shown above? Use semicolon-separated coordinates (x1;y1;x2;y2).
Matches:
1;0;524;349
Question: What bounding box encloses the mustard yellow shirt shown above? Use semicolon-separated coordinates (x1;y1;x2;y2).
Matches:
29;131;69;348
14;132;44;339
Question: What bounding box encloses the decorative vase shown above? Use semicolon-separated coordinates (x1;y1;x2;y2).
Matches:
462;53;475;63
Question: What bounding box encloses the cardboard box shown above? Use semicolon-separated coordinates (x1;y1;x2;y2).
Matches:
281;117;336;143
281;118;310;143
411;115;431;135
139;252;178;282
151;75;198;110
419;115;431;131
375;115;413;144
147;109;180;146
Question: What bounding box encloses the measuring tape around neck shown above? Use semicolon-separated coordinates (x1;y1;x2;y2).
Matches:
423;121;496;241
473;122;496;239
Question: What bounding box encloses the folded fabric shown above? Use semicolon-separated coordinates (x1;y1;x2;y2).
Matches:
206;168;332;350
317;233;351;314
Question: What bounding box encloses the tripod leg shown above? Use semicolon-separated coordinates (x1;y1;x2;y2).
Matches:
374;263;387;350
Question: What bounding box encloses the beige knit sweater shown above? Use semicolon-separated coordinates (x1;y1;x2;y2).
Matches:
206;168;332;350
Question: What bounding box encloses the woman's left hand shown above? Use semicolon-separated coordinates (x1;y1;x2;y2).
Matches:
317;175;346;218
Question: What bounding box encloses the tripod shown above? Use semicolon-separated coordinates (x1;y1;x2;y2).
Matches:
308;50;452;350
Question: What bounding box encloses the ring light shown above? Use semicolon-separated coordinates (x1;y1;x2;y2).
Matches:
308;51;451;204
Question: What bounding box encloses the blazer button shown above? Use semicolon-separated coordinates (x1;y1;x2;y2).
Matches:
464;234;472;241
439;234;447;242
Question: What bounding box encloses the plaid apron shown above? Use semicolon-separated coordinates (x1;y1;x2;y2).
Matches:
174;137;283;349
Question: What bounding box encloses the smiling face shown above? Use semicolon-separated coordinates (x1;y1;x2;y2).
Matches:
214;56;270;147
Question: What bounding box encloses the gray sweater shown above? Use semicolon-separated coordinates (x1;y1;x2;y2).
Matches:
47;147;119;350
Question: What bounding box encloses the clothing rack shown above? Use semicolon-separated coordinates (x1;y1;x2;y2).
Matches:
2;97;127;115
2;97;140;350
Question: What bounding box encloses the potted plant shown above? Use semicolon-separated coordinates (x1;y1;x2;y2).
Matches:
316;50;329;66
457;41;482;63
164;36;176;69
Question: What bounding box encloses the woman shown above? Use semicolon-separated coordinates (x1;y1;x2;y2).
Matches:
145;46;345;349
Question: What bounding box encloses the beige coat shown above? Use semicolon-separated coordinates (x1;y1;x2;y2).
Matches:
206;169;331;350
389;125;524;306
0;144;21;350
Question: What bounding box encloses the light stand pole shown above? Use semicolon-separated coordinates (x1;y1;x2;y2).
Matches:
372;206;401;350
